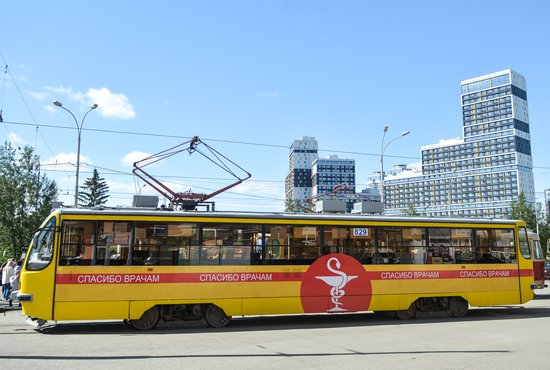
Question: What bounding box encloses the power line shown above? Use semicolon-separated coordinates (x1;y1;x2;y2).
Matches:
3;119;421;161
0;51;56;158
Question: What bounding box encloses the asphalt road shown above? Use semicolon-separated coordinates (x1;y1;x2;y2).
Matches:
1;286;550;370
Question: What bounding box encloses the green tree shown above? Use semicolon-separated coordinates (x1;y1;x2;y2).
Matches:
537;222;550;257
509;192;537;230
285;197;306;213
0;142;58;259
533;202;550;255
78;168;110;207
403;203;419;216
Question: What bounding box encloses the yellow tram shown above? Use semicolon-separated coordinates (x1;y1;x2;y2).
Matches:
16;208;536;330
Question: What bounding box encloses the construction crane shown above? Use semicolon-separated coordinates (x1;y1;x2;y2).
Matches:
132;136;251;210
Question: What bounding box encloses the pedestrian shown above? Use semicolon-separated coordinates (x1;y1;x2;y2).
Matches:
0;260;7;298
13;259;22;274
8;270;21;307
1;259;15;302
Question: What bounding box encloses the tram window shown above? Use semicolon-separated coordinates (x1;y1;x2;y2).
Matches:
532;239;544;259
475;229;510;263
291;226;320;263
97;221;131;266
450;228;475;264
518;227;531;259
167;223;199;266
264;225;320;264
401;228;426;264
427;228;452;264
27;217;56;271
377;227;403;264
493;229;516;263
323;226;375;264
60;221;95;266
265;225;286;262
134;222;199;266
200;224;261;265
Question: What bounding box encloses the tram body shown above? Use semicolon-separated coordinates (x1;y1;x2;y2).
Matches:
16;208;536;329
528;231;546;289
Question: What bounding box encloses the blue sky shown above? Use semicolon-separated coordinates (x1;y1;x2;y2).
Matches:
1;0;549;212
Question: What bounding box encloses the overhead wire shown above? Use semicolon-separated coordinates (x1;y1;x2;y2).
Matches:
2;119;420;161
10;117;550;207
0;63;6;123
0;52;415;207
0;50;56;158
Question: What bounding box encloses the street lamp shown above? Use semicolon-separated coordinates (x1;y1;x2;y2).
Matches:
380;126;410;213
53;101;98;206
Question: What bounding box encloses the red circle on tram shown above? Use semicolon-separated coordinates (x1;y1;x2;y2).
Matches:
300;253;372;313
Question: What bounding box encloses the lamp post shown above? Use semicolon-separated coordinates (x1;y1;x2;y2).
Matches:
380;126;410;213
53;101;98;206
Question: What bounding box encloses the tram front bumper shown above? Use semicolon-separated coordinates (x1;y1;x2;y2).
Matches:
11;291;33;302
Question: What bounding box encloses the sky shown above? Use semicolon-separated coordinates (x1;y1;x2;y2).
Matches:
1;0;549;212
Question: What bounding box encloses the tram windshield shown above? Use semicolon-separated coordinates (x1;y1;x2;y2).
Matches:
26;217;56;271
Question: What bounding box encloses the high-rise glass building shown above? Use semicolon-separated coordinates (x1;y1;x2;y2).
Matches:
312;155;356;211
384;69;534;218
312;155;356;196
285;136;318;201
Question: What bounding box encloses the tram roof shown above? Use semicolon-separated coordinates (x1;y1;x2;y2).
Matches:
50;207;522;226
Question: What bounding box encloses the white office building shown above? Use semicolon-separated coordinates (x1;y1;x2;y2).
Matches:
383;69;535;218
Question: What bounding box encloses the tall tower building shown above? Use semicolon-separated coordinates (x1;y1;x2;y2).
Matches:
383;69;535;218
285;136;318;201
312;155;356;196
312;155;356;211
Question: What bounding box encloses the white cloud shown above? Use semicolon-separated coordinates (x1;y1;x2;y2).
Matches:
44;86;79;97
122;151;153;167
106;180;135;193
28;91;48;100
87;87;136;120
41;85;136;120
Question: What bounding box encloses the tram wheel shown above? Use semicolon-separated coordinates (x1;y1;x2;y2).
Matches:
448;297;469;317
204;304;231;328
129;306;161;330
395;303;417;320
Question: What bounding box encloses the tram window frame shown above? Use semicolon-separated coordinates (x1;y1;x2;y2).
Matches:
450;228;475;264
290;225;321;263
199;223;262;266
518;227;531;259
96;221;132;266
264;224;320;265
427;228;452;264
400;227;426;264
59;220;96;266
532;238;544;259
134;222;199;266
322;226;375;264
475;228;516;263
376;226;402;264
